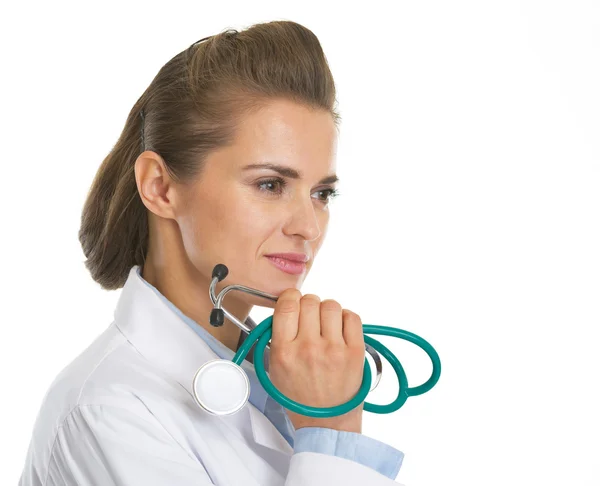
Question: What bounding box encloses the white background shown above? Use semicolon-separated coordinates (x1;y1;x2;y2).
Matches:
1;1;599;485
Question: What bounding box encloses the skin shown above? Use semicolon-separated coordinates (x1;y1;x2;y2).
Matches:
134;98;339;358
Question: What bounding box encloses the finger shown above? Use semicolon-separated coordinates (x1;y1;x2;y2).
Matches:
342;309;365;349
319;299;344;344
271;288;301;344
297;294;321;341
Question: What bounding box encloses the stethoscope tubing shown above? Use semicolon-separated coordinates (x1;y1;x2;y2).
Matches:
235;315;441;417
208;264;441;417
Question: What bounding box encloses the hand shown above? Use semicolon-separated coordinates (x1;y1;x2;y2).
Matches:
268;289;366;433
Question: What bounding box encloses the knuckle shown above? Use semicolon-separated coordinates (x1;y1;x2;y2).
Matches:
301;294;321;308
343;309;362;326
326;343;347;364
297;341;322;363
349;344;366;360
276;289;301;314
320;299;342;313
282;288;302;300
278;299;298;314
270;346;294;368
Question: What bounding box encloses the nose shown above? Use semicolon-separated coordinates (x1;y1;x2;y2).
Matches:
282;194;322;242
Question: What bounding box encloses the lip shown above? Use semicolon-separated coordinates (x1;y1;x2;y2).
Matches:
265;255;308;275
264;252;309;263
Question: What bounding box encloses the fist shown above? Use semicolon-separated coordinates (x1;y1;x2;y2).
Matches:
268;288;366;433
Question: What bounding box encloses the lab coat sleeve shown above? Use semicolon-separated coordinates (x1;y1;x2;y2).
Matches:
286;451;407;486
44;404;214;486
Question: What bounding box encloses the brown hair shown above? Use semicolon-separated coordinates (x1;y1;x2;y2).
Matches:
78;20;341;290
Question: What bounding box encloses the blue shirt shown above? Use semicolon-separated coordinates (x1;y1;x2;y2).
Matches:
138;267;404;479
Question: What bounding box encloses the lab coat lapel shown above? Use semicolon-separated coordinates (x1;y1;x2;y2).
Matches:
113;265;293;457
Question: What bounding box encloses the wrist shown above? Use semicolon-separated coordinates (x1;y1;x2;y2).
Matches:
289;406;363;434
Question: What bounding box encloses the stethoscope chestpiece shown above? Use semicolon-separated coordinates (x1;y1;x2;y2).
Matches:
192;359;250;416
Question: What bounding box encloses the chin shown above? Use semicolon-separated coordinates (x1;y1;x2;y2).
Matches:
245;281;304;308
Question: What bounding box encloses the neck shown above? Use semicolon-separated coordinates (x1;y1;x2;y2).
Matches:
141;257;253;356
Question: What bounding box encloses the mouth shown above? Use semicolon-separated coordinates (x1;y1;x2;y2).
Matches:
264;254;308;275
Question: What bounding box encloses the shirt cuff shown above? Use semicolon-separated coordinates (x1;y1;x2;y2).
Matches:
292;427;404;479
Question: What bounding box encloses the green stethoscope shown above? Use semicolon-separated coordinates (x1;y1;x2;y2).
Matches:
191;263;441;417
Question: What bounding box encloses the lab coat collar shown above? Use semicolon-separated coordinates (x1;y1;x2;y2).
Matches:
113;265;293;456
133;265;271;414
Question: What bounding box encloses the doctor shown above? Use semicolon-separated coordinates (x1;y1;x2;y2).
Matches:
19;21;407;485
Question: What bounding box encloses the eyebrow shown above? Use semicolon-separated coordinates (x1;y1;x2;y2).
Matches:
242;163;339;185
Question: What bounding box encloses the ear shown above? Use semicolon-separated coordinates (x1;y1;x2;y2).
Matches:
134;151;180;220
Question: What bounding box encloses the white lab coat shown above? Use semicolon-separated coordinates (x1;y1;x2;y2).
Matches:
19;266;404;485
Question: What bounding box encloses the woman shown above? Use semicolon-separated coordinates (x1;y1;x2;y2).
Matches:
19;21;405;485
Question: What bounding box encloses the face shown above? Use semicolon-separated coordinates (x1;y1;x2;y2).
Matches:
175;98;339;305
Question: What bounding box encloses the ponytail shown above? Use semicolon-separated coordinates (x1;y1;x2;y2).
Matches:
78;102;149;290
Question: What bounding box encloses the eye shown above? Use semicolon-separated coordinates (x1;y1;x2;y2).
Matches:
312;188;340;205
256;177;286;195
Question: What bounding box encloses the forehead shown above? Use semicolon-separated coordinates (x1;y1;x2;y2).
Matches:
219;98;338;176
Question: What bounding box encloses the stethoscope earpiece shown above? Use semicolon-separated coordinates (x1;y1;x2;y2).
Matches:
209;308;225;327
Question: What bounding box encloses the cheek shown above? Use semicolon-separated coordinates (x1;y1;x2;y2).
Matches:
183;191;276;257
177;200;211;263
175;187;227;262
229;205;278;255
236;206;271;236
